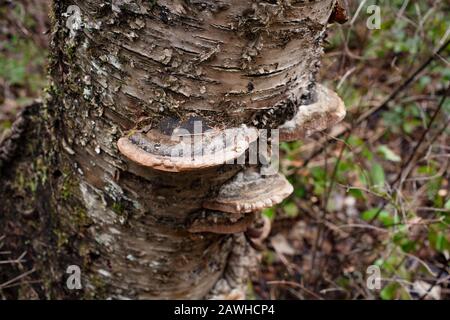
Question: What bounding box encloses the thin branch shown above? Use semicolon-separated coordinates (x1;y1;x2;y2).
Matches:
305;39;450;165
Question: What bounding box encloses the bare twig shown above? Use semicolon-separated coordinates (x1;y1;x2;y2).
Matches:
305;39;450;166
0;268;36;289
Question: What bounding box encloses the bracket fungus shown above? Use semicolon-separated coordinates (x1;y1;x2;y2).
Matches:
186;167;293;236
203;167;294;214
279;85;346;142
117;119;259;172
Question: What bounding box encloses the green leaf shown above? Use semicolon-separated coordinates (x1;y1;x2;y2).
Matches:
380;283;399;300
435;233;449;253
361;208;398;227
400;240;416;253
361;208;379;221
280;141;301;153
429;230;449;253
348;188;365;200
418;76;432;89
358;170;369;187
347;135;364;147
377;145;401;162
362;148;374;161
370;163;386;188
283;202;299;217
311;167;326;181
444;199;450;210
378;210;398;227
262;208;276;220
403;119;421;134
311;167;327;196
393;232;416;252
294;186;306;198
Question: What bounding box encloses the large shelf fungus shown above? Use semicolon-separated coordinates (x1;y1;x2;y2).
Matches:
279;84;346;142
186;167;293;238
203;167;294;214
117;117;259;172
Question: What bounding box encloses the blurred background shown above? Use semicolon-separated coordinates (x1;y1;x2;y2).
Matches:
0;0;449;300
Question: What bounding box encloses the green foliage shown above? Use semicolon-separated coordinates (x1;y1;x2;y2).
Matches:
0;35;47;91
283;201;299;217
370;163;386;190
380;283;403;300
273;0;450;300
262;207;276;220
377;145;401;162
429;228;450;253
361;208;399;227
382;104;423;135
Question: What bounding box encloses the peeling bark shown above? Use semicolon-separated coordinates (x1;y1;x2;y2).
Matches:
0;0;343;299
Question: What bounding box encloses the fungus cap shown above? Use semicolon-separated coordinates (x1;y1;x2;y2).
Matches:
117;124;259;172
203;167;294;214
279;84;346;142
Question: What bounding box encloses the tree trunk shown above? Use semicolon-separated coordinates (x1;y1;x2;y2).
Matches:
0;0;344;299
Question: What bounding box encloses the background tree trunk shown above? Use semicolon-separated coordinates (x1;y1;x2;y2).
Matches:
0;0;339;299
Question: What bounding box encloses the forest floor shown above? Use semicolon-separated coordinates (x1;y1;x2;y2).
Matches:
1;0;449;300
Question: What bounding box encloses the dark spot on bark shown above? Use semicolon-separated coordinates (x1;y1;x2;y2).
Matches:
89;251;101;261
53;170;62;179
53;119;60;130
113;169;120;182
180;116;211;134
251;99;297;129
242;8;255;18
189;1;230;13
159;117;180;135
247;82;254;92
160;7;169;24
191;178;202;189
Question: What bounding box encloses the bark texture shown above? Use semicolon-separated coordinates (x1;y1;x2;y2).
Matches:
0;0;340;299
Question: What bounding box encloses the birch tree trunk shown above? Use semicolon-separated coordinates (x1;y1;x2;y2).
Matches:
0;0;343;299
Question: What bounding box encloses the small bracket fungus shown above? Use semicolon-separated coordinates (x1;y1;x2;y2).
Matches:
117;120;259;172
203;167;294;214
187;211;256;235
279;84;346;142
